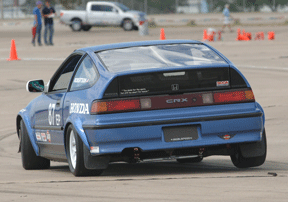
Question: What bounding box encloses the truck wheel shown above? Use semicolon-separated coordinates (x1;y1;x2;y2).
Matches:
71;20;82;31
20;120;50;170
123;19;134;31
231;130;267;168
177;156;203;163
66;125;103;176
82;25;92;31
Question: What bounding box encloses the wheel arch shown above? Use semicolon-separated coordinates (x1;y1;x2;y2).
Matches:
70;17;82;23
16;115;22;139
16;113;39;155
121;18;133;27
63;118;90;157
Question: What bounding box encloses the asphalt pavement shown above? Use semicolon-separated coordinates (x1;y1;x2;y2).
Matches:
0;18;288;201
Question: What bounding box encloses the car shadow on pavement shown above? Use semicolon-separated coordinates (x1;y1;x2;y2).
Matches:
47;159;286;177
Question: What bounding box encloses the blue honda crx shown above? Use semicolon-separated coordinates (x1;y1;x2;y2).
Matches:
17;40;266;176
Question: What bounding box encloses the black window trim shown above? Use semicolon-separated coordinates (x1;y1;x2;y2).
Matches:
46;52;85;94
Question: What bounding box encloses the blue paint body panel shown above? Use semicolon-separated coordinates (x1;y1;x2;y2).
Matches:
84;102;263;155
16;40;265;161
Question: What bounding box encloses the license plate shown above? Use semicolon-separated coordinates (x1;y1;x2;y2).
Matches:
163;125;199;142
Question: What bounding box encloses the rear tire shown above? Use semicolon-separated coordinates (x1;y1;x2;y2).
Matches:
177;156;203;163
20;120;50;170
82;25;92;31
66;125;103;176
231;130;267;168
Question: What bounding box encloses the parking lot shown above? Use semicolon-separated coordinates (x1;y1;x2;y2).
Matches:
0;20;288;201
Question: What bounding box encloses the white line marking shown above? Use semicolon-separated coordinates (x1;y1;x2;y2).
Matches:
237;65;288;71
0;58;65;61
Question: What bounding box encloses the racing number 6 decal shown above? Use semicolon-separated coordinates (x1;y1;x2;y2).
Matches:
48;103;56;125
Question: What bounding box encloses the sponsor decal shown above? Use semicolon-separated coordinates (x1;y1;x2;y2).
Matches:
70;103;89;114
36;132;41;141
41;133;47;142
46;131;51;143
216;81;229;87
219;134;235;140
120;88;149;95
74;78;89;83
166;98;188;104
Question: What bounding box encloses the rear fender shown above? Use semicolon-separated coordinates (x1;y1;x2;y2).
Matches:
64;116;90;154
255;102;265;127
16;109;39;155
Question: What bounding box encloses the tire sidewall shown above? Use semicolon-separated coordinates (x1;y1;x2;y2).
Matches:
66;125;78;175
123;19;133;31
66;125;88;176
71;20;82;31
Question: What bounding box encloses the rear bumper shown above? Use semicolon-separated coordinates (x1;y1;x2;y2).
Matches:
82;103;264;156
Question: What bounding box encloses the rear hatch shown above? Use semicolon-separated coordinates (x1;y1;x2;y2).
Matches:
103;67;247;99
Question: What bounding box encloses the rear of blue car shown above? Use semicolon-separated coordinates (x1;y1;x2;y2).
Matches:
82;43;266;170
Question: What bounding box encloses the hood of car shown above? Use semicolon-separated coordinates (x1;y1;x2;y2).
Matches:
126;10;146;18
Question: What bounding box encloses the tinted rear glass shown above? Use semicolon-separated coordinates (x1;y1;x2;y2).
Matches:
118;68;230;97
97;44;227;73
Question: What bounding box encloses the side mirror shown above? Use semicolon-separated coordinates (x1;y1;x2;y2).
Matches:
113;8;118;13
26;80;45;93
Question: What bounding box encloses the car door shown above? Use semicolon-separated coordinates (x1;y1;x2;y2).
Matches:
33;53;83;160
87;4;119;25
62;55;99;126
87;4;104;25
100;5;120;25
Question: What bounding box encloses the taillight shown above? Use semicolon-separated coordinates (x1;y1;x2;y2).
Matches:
91;89;255;114
60;12;64;17
214;90;254;103
91;98;152;114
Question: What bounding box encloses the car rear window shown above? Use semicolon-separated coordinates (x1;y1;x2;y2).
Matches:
97;44;227;73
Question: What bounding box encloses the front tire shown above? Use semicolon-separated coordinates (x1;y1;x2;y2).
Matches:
66;125;103;176
231;130;267;168
20;120;50;170
123;19;134;31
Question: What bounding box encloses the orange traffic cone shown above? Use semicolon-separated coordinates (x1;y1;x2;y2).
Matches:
268;31;275;40
160;28;166;40
203;29;208;41
7;39;20;61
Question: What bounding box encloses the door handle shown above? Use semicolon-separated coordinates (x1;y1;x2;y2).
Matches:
56;100;61;107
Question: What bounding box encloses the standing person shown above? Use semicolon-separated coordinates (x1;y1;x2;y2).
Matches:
221;4;233;32
32;1;43;46
42;0;56;46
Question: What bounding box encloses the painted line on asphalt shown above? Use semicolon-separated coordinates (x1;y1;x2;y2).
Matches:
237;65;288;71
0;58;65;61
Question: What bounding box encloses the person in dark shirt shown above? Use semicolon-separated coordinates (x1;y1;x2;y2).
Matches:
42;0;56;45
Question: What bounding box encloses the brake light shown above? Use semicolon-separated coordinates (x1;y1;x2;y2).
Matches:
60;12;64;17
91;89;255;114
91;99;141;114
214;90;254;103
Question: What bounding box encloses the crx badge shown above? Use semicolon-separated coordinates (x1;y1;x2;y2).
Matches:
171;84;179;91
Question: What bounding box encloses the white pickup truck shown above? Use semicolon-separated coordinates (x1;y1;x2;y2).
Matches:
60;1;147;31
